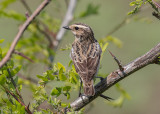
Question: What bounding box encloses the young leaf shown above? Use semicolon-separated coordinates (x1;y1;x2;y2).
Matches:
37;75;48;82
102;42;109;52
107;95;124;107
63;86;71;92
0;39;4;43
67;93;70;99
0;0;16;10
57;62;66;72
78;3;100;18
69;71;78;84
12;65;22;76
0;74;6;85
51;88;59;96
51;87;62;97
59;68;67;81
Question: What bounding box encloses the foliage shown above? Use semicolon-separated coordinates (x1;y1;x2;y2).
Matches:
128;0;144;15
128;0;159;15
77;3;100;18
157;56;160;64
106;84;131;107
0;40;25;113
100;36;123;48
0;41;81;113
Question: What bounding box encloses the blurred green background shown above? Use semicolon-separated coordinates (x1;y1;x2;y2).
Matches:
0;0;160;114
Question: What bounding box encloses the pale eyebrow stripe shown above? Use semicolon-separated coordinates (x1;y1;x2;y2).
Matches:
76;25;88;29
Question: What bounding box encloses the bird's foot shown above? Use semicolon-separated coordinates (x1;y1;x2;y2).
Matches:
95;76;105;82
79;92;82;97
79;93;86;98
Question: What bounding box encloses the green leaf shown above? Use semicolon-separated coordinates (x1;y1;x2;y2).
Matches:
69;71;78;84
63;86;71;91
68;60;73;67
37;75;48;82
0;74;6;85
12;65;22;75
128;1;143;15
100;36;122;48
78;3;100;18
102;42;109;52
67;93;70;99
116;83;131;99
0;39;4;43
59;68;67;81
45;70;54;80
0;0;16;10
0;10;25;21
0;48;2;59
48;73;54;80
157;56;160;64
51;87;62;97
14;76;18;84
57;62;66;72
130;2;136;6
61;103;68;107
107;95;124;107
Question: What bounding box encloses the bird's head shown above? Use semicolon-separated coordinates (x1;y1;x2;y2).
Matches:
63;23;95;42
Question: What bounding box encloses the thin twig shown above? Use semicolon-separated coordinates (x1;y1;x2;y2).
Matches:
20;0;56;48
7;68;17;88
6;68;24;103
152;0;160;8
4;87;32;114
107;17;128;36
108;50;124;71
25;12;30;19
6;91;14;104
21;0;32;14
0;0;51;68
67;43;160;111
17;73;38;84
14;50;34;63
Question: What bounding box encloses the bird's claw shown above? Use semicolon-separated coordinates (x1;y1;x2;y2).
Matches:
95;76;105;82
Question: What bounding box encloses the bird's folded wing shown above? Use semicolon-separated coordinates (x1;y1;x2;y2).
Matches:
71;51;101;82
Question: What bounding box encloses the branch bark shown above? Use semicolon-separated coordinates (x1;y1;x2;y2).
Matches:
0;0;51;69
4;87;32;114
70;43;160;111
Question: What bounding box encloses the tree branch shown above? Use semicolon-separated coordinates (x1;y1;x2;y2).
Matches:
14;50;34;63
20;0;56;48
69;43;160;111
56;0;77;42
0;0;51;68
4;87;32;114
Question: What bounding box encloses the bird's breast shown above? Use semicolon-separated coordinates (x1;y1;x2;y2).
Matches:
71;41;101;63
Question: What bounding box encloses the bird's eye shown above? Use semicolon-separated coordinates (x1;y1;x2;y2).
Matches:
75;27;79;30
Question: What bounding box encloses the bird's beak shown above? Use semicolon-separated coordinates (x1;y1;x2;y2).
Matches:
63;26;71;30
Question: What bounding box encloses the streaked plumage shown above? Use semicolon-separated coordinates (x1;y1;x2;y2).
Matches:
63;23;102;96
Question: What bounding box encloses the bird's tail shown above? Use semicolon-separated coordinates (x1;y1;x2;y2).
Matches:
83;80;95;96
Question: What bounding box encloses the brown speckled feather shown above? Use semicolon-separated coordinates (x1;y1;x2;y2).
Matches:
64;23;102;96
71;41;102;96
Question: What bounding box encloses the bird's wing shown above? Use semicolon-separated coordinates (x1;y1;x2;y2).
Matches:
71;42;102;82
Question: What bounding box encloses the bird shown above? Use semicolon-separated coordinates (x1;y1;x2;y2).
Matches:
63;23;102;96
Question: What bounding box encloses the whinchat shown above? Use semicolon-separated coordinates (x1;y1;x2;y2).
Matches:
63;23;102;96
